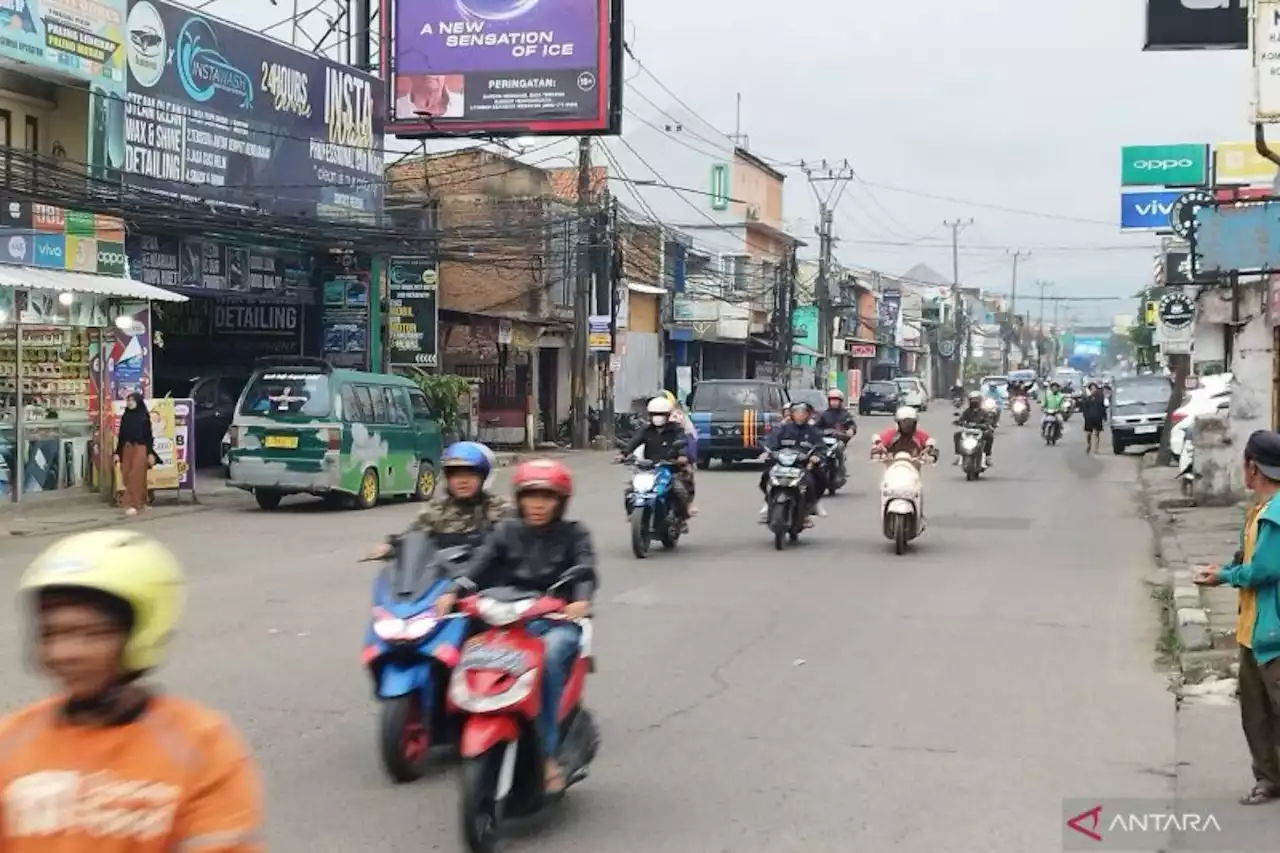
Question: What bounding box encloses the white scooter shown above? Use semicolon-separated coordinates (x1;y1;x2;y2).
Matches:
871;443;937;556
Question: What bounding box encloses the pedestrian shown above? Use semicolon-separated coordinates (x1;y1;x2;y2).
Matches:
1079;381;1108;453
0;529;265;851
115;392;156;517
1195;430;1280;805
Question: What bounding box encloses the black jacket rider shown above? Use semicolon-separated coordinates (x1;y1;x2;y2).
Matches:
622;421;688;462
815;408;856;434
766;421;824;450
464;518;599;603
954;403;994;457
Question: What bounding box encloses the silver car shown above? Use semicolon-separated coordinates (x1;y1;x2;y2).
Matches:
895;378;929;411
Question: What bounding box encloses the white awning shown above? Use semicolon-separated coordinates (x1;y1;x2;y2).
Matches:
627;282;667;295
0;266;188;302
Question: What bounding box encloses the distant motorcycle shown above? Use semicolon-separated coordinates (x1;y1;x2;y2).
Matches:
1042;412;1063;446
820;430;848;494
1010;397;1030;426
623;457;682;558
762;440;818;550
955;426;988;481
1061;396;1075;422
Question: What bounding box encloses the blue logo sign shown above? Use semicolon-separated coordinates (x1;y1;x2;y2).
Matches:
1120;190;1182;231
1194;201;1280;275
175;17;253;109
33;235;64;269
0;229;32;265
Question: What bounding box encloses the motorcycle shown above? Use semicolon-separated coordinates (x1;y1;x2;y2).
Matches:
762;440;818;550
1061;395;1075;422
955;426;988;481
1010;397;1030;426
874;449;935;555
821;430;848;495
981;396;1001;427
363;533;474;782
623;456;682;558
1042;412;1063;446
450;570;600;853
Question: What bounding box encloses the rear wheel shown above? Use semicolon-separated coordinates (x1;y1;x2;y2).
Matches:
254;489;282;511
1112;436;1125;455
356;468;380;510
696;455;710;470
460;747;505;853
630;508;651;559
413;462;436;501
379;695;430;783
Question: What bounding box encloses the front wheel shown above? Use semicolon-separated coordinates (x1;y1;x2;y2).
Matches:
379;695;431;783
630;508;651;559
460;747;505;853
891;515;908;555
659;504;680;549
769;501;789;551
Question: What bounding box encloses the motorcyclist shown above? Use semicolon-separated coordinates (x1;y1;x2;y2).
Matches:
440;458;596;796
617;396;693;526
2;530;265;853
951;380;965;406
816;389;856;479
1041;381;1066;437
367;440;509;558
759;400;827;523
953;390;995;465
872;406;938;459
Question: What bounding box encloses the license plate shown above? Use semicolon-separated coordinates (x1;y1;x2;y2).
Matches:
1133;426;1159;435
264;434;298;449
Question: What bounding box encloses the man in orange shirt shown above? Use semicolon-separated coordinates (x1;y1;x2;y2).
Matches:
0;529;264;852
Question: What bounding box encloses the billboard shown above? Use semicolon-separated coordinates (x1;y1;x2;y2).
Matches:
1192;201;1280;275
1214;141;1280;185
1120;191;1181;231
382;0;623;137
0;0;127;92
387;256;439;367
1144;0;1247;50
122;0;384;222
1120;144;1208;186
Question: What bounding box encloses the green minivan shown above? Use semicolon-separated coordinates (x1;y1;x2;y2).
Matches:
227;358;444;510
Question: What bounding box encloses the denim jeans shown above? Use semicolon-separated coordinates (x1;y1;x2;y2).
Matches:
526;619;581;758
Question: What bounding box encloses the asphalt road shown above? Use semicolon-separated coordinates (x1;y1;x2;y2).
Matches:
0;407;1177;852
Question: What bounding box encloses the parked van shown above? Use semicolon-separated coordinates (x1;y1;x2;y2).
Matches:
228;358;444;510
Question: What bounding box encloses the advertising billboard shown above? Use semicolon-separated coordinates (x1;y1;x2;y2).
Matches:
383;0;623;138
1120;144;1208;186
387;256;439;367
1144;0;1247;50
0;0;127;91
1214;141;1280;185
0;199;125;274
1120;191;1181;231
122;0;385;222
1192;201;1280;275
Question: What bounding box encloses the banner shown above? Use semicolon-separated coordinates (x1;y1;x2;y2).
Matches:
387;256;439;367
0;0;127;92
123;0;384;222
112;396;180;490
1145;0;1247;50
1119;145;1208;186
1193;200;1280;275
320;253;370;370
385;0;619;137
1120;190;1181;230
1214;141;1279;185
1255;0;1280;123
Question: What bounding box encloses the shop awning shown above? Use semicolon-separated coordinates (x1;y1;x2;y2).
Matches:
627;282;667;295
792;343;822;358
0;267;188;302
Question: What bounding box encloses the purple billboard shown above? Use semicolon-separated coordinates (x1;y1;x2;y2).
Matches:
382;0;622;137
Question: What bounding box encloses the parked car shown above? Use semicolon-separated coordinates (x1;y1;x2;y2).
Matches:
895;377;928;410
1110;374;1173;454
1169;374;1232;457
155;374;250;469
687;379;788;469
859;380;903;415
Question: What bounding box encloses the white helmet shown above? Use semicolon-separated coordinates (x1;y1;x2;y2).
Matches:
895;406;918;423
647;397;674;419
826;389;845;402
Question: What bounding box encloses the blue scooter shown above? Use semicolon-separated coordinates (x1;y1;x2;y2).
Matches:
624;456;683;558
362;532;473;782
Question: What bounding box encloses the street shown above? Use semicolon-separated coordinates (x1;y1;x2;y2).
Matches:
0;408;1177;852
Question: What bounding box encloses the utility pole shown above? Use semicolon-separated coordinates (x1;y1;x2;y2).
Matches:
944;218;973;386
1036;280;1053;374
803;160;854;390
1003;250;1030;373
603;196;620;444
570;136;592;449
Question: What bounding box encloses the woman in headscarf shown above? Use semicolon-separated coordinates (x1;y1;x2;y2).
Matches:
115;393;155;517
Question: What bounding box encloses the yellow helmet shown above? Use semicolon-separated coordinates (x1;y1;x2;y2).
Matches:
663;390;678;406
21;530;185;673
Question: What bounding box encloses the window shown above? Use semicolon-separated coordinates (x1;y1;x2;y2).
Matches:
192;379;218;409
353;385;377;422
384;387;410;425
0;109;11;187
409;390;433;421
218;378;246;406
691;382;762;410
340;385;368;422
720;255;747;293
367;385;390;423
239;371;332;416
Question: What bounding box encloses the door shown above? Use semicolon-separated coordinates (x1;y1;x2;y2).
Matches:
192;379;235;468
408;388;443;474
381;385;415;494
538;348;558;441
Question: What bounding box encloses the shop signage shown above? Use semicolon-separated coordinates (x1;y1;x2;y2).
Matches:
123;0;385;222
1120;190;1182;230
1255;0;1280;123
1192;200;1280;275
1214;141;1280;185
588;314;611;351
1157;290;1196;355
848;343;877;358
387;256;439;367
213;301;300;335
385;0;620;138
1163;249;1215;284
0;0;127;92
1120;145;1209;186
320;253;370;369
1170;190;1215;238
0;200;124;274
1145;0;1247;51
129;234;306;292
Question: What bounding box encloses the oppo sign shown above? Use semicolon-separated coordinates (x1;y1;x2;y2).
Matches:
1121;144;1209;186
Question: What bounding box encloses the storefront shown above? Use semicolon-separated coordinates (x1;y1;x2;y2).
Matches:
0;270;185;502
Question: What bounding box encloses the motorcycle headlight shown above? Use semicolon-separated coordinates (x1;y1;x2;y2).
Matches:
475;597;536;627
372;609;438;642
961;438;978;451
1012;402;1026;413
632;472;657;492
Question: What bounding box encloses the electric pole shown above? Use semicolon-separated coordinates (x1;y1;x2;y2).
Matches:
570;136;592;449
803;160;854;390
1003;250;1030;373
944;218;973;386
1036;280;1053;374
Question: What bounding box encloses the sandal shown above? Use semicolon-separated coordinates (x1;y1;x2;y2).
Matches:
1240;783;1280;806
544;761;566;795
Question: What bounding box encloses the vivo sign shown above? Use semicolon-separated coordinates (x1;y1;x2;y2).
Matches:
1120;191;1181;230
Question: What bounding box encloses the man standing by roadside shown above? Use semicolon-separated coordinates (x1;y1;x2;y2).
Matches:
1079;381;1108;454
1195;431;1280;805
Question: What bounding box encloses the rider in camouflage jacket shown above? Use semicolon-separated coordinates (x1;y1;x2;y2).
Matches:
411;492;511;536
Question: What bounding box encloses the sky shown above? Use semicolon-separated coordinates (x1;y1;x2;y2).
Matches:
184;0;1255;328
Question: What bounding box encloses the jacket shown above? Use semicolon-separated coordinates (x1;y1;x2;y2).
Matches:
464;518;598;603
875;427;931;455
116;407;155;456
1220;497;1280;663
955;406;989;428
1079;393;1107;422
816;408;856;432
411;493;511;544
1042;391;1065;412
623;422;688;462
765;421;824;451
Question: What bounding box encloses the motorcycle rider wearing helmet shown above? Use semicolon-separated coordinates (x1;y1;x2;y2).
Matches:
0;530;264;853
953;391;995;465
438;459;597;796
816;389;856;479
872;406;936;459
367;441;509;559
759;401;828;523
1042;381;1065;428
617;396;693;525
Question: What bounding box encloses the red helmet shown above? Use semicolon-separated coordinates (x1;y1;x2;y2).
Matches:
511;458;573;498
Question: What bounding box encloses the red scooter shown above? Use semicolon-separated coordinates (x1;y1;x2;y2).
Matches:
448;571;600;853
